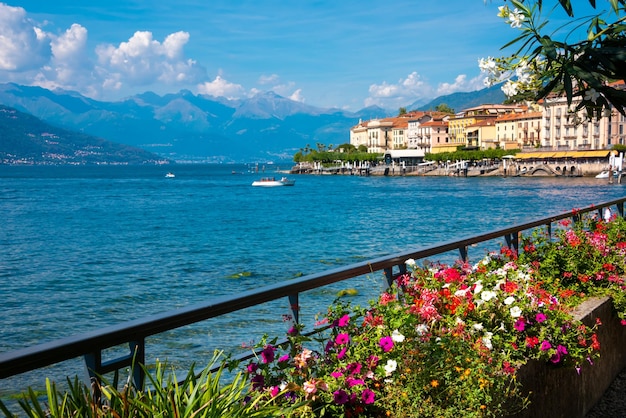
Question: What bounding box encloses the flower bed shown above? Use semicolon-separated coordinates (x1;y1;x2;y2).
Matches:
242;214;626;417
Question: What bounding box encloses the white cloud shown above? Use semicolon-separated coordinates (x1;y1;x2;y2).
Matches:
258;74;279;85
197;75;245;99
0;3;51;71
365;71;483;109
95;30;205;92
436;74;485;96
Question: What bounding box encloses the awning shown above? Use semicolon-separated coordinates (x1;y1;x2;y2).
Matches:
514;150;616;160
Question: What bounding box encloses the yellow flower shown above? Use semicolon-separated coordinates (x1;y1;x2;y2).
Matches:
431;379;439;388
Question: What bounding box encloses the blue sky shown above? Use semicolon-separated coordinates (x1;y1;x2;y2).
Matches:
0;1;579;110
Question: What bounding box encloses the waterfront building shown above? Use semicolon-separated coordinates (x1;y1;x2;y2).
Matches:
448;104;525;150
466;119;497;149
421;117;450;154
495;110;543;150
541;95;609;150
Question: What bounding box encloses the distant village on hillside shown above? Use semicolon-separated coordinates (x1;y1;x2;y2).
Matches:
341;82;626;177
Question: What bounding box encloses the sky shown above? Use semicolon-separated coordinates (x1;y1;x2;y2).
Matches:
0;1;581;111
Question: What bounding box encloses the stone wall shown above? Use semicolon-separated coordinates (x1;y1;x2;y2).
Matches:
510;297;626;418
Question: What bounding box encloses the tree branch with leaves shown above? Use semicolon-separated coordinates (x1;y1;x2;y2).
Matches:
480;0;626;119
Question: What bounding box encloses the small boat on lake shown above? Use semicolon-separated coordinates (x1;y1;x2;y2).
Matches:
595;171;618;179
165;172;175;178
251;176;295;187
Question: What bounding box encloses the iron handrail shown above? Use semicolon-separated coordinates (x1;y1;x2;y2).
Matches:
1;198;624;383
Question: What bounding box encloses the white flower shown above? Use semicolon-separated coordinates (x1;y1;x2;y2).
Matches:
481;290;497;302
510;306;523;318
405;258;416;267
504;296;516;305
473;323;484;332
508;8;525;28
473;281;484;295
384;359;397;376
416;324;429;336
584;88;600;103
497;5;509;18
391;329;405;343
501;80;519;97
483;332;494;350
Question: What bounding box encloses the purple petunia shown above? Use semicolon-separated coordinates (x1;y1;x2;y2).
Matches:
514;318;526;331
333;389;349;405
261;344;276;363
379;336;394;352
540;340;552;351
337;347;348;360
535;312;547;323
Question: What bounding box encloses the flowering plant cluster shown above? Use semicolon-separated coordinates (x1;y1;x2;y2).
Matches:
241;214;626;417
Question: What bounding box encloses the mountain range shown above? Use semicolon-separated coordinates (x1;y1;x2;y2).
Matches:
0;82;505;163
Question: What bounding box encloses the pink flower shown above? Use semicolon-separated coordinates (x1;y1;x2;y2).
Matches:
362;388;376;404
540;340;552;351
535;312;547;323
346;377;365;387
331;370;344;378
278;354;290;363
514;318;526;331
337;347;348;360
336;333;350;345
337;314;350;327
270;386;280;397
379;336;394;352
303;380;317;394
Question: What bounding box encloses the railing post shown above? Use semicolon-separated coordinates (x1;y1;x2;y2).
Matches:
617;202;624;218
288;293;300;326
505;232;520;256
383;267;394;289
84;351;102;403
129;339;145;389
459;245;468;262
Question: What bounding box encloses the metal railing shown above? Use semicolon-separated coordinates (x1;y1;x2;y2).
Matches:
1;198;625;389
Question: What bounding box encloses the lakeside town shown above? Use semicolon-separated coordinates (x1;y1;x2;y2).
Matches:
293;81;626;178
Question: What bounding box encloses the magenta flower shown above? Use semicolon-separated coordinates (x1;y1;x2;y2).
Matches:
540;340;552;351
336;333;350;345
535;312;547;323
347;377;365;387
550;344;568;363
379;336;394;352
270;386;280;397
514;318;526;331
338;314;350;327
362;388;376;404
337;347;348;360
333;389;349;405
346;362;362;375
278;354;290;363
246;362;258;373
261;345;276;363
331;371;344;378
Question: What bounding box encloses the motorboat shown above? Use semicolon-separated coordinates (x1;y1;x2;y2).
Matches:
595;171;618;179
251;176;295;187
165;172;175;178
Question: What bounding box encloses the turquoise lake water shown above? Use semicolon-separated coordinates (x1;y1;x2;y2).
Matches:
1;164;625;393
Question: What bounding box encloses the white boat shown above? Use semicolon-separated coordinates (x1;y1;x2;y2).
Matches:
251;176;295;187
595;171;618;179
165;172;175;178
